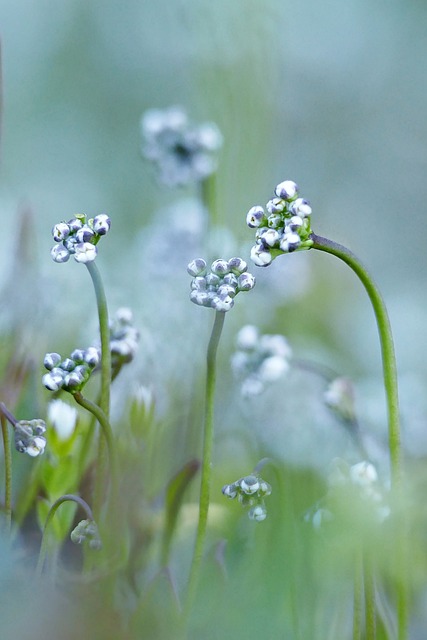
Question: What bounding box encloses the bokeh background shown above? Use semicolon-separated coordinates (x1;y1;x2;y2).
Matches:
1;1;427;637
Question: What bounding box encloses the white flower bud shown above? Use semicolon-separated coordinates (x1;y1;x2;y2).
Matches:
248;504;267;522
187;258;207;277
246;205;266;228
74;242;98;263
93;214;111;235
191;276;207;291
44;352;62;370
51;245;70;263
115;307;133;324
190;290;211;307
237;272;256;291
76;226;95;244
274;180;298;200
279;233;301;253
205;273;221;287
67;217;84;232
266;198;285;214
48;399;78;441
227;257;247;275
222;484;238;499
236;325;259;350
286;216;303;232
217;284;237;298
24;436;47;457
52;222;70;242
267;214;284;229
222;273;239;288
259;334;292;359
258;355;289;382
84;347;100;367
290;198;312;217
71;349;85;362
350;461;378;487
211;259;229;276
260;228;280;248
239;475;260;495
42;371;64;391
250;244;272;267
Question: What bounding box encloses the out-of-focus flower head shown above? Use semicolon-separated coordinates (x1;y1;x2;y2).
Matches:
222;473;272;522
246;180;313;267
141;106;223;187
50;213;111;264
187;257;255;312
231;325;292;397
14;419;47;457
109;307;140;367
70;519;102;550
47;399;78;441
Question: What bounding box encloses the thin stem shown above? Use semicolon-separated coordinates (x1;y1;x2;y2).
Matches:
36;494;94;577
184;310;225;620
310;233;407;639
310;234;401;489
364;554;377;640
353;550;363;640
0;410;12;532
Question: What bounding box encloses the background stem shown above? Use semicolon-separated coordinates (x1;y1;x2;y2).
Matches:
184;310;225;621
0;412;12;532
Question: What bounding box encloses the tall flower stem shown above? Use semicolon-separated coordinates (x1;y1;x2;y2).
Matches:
85;261;112;513
0;404;13;532
310;232;407;638
36;494;95;577
184;310;225;621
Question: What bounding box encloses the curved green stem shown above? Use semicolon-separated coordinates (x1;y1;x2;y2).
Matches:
184;310;225;620
310;233;401;489
0;409;12;532
85;261;111;418
310;233;407;638
36;494;94;577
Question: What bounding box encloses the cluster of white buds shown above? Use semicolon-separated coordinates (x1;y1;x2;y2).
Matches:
42;347;100;393
50;213;111;264
246;180;313;267
231;325;292;397
187;257;256;312
14;419;47;457
70;519;102;550
141;106;223;187
109;307;140;367
222;474;272;522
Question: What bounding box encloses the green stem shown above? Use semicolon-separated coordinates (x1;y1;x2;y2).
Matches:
0;409;12;532
310;233;407;638
184;310;225;620
353;551;363;640
364;553;377;640
36;494;94;577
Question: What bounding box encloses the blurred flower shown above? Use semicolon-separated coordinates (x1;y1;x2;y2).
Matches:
70;519;102;550
324;377;356;423
188;257;255;312
14;419;47;457
246;180;313;267
231;325;292;397
47;399;78;441
222;473;271;521
50;213;111;264
109;307;140;367
141;106;222;187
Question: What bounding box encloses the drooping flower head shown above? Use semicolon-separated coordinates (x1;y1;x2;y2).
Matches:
14;419;47;457
141;106;223;187
222;473;272;522
42;347;100;394
246;180;313;267
187;257;256;312
50;213;111;264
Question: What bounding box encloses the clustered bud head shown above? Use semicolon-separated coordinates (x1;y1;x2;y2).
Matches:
231;325;292;397
140;106;223;187
109;307;140;366
42;346;100;394
188;257;256;312
222;473;272;522
51;213;111;264
70;519;102;550
246;180;313;267
14;419;47;457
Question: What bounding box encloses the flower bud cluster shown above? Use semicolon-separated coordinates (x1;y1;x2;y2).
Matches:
246;180;313;267
50;213;111;264
42;347;100;393
187;257;256;312
231;325;292;397
71;519;102;550
222;474;272;522
109;307;140;366
141;106;223;187
14;419;47;457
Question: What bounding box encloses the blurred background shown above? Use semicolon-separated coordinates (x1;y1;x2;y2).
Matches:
1;1;427;637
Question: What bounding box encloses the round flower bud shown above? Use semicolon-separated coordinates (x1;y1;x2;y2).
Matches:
25;436;47;457
248;504;267;522
205;273;221;287
258;355;289;382
239;475;260;495
52;222;70;242
217;283;237;298
227;257;247;275
236;325;259;350
190;290;211;307
191;276;207;291
84;347;100;367
64;236;78;252
74;242;98;263
211;294;234;312
93;214;111;235
290;198;312;217
211;259;229;276
222;484;238;499
260;228;280;248
70;349;85;363
350;461;378;487
279;233;300;253
246;205;266;229
61;358;76;372
42;371;64;391
250;244;272;267
222;273;238;288
259;334;292;359
51;245;70;263
115;307;133;324
266;198;285;214
259;481;272;496
286;216;303;232
187;258;207;277
76;226;95;244
274;180;298;200
237;273;256;292
64;370;85;390
267;214;284;230
44;352;62;370
68;217;84;232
